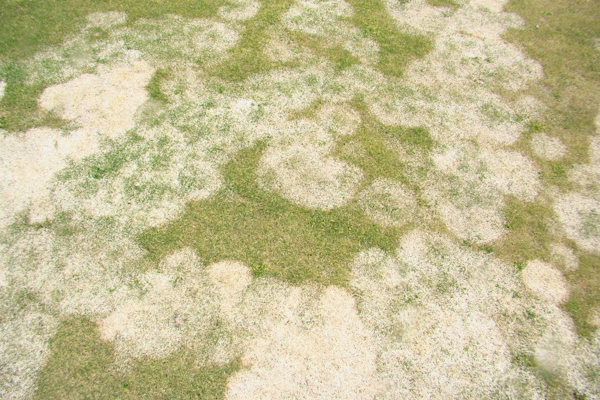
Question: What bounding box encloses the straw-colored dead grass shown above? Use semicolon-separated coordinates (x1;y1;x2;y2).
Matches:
258;119;363;210
352;230;600;399
225;286;379;400
0;127;99;227
0;312;57;400
521;260;569;304
39;61;153;138
555;192;600;254
531;133;566;161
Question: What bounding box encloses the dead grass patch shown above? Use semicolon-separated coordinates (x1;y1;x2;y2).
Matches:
521;260;569;304
38;60;154;138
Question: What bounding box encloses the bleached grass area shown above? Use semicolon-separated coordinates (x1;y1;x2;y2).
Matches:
0;0;599;399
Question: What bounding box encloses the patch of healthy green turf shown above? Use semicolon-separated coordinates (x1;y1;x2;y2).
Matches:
139;143;401;286
33;317;239;400
335;100;433;186
210;0;294;81
505;0;599;181
347;0;432;78
504;0;600;335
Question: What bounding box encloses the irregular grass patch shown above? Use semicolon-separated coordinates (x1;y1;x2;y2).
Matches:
495;196;554;263
565;253;600;337
426;0;459;9
347;0;432;77
335;100;433;186
33;317;239;400
147;68;171;103
139;143;401;286
288;31;360;72
210;0;294;81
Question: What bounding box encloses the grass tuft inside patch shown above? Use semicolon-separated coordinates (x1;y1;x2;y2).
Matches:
147;68;170;103
426;0;460;9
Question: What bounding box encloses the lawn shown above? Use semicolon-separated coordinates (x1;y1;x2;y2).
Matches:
0;0;599;399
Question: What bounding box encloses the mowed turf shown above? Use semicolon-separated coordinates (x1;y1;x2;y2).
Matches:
0;0;598;398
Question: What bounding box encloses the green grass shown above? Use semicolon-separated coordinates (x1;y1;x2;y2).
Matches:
0;62;67;131
503;0;600;336
139;142;401;286
505;0;599;164
426;0;459;9
335;99;433;186
33;317;239;400
348;0;432;78
147;68;170;103
0;0;228;60
565;252;600;337
209;0;294;81
288;31;360;72
495;196;554;262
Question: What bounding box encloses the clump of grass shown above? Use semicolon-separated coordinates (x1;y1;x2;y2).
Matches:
565;252;600;337
288;31;360;72
139;143;401;286
347;0;432;78
33;317;239;400
59;132;144;183
426;0;459;8
146;68;170;103
287;98;324;120
209;0;294;81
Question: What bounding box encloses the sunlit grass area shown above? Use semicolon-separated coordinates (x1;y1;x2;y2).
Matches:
1;0;599;399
